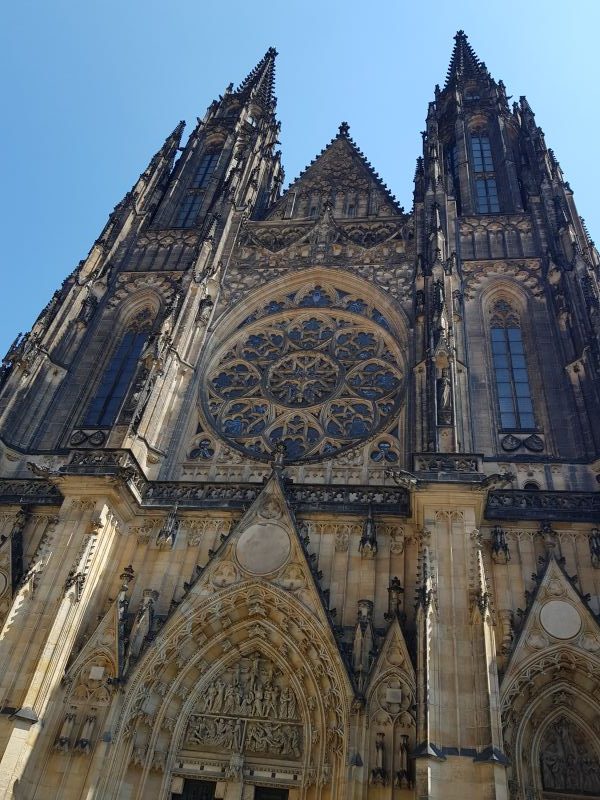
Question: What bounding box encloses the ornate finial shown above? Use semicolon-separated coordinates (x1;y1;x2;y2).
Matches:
156;506;179;549
119;565;135;586
338;121;350;137
359;503;378;558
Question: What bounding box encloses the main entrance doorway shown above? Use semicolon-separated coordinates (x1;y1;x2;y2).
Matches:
177;780;288;800
180;780;216;800
254;789;289;800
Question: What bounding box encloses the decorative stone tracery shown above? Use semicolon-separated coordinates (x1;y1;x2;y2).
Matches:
539;716;600;794
97;577;352;799
202;281;406;463
185;652;302;760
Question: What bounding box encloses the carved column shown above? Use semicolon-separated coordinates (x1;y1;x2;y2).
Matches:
412;488;509;800
0;494;123;797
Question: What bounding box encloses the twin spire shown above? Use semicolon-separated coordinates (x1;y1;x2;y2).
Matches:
231;32;486;113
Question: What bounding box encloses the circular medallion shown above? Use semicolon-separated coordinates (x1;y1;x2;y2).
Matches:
236;522;291;575
540;600;581;640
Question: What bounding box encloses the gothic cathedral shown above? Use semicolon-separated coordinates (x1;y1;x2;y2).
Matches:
0;32;599;800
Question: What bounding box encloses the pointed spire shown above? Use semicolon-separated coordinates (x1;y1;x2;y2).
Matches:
144;120;185;178
444;30;487;89
236;47;278;109
163;120;186;153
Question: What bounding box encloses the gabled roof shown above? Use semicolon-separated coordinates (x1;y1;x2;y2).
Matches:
267;122;403;218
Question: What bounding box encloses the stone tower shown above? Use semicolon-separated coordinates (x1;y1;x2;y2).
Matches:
0;33;599;800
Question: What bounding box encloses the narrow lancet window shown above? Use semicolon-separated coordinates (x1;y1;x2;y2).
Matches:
84;326;149;427
175;193;203;227
490;300;535;429
471;133;500;213
190;151;219;189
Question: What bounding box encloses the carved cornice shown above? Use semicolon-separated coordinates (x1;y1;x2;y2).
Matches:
0;479;62;506
486;490;600;522
241;216;411;255
413;453;482;474
33;449;412;515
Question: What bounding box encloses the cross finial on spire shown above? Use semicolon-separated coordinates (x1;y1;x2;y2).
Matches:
338;121;350;137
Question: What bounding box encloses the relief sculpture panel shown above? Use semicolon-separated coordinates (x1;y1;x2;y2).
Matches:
184;652;303;761
540;717;600;795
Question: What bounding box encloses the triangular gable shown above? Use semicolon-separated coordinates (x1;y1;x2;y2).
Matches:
501;556;600;695
267;125;402;219
367;616;415;695
186;468;349;665
66;591;125;681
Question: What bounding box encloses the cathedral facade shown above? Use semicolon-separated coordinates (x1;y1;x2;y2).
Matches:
0;32;599;800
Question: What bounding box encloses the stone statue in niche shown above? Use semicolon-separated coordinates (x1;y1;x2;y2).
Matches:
436;368;452;425
371;731;388;785
540;716;600;793
184;652;303;760
74;714;96;754
394;734;413;789
54;712;77;752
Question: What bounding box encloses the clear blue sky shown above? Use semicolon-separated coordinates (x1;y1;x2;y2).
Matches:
1;0;598;356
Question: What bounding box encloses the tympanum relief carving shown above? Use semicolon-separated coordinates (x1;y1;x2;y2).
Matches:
184;653;303;761
540;716;600;795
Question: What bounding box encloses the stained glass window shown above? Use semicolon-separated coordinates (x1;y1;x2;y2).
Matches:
490;300;535;430
175;193;203;228
191;152;219;188
471;135;494;172
201;285;405;463
471;134;500;213
84;328;148;427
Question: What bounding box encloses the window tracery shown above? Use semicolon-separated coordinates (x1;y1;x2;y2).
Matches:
84;311;152;428
470;132;500;213
489;298;535;430
202;283;405;463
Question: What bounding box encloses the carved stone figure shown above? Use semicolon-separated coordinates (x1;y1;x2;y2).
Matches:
54;712;77;752
184;652;303;761
74;714;96;754
371;731;388;785
436;368;452;424
540;717;600;794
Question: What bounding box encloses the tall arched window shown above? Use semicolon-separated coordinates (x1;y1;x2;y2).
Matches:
490;299;535;429
190;151;219;189
84;321;150;427
471;133;500;213
174;150;220;228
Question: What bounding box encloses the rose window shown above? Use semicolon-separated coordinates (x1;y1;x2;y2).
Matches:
202;284;405;463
